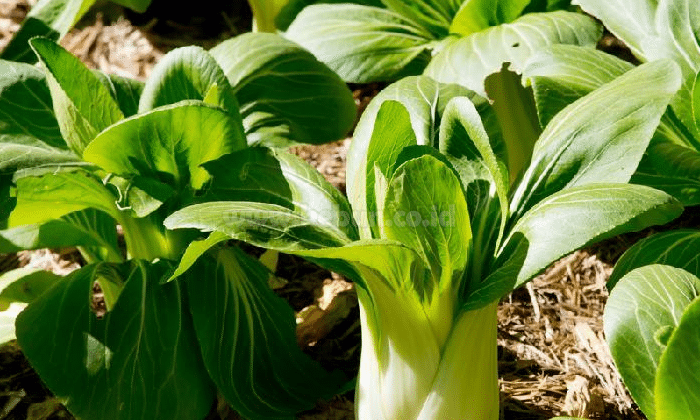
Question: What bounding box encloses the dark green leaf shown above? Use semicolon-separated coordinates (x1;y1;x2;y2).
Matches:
187;248;345;419
0;60;63;148
16;260;215;420
0;17;58;63
93;71;144;118
210;33;356;146
0;209;120;262
450;0;530;35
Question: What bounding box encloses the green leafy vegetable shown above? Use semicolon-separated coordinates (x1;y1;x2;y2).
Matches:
166;60;683;419
0;35;355;419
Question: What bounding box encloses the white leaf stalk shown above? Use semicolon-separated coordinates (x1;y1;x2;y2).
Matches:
355;270;499;420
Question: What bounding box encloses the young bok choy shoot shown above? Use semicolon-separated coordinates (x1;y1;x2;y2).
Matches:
0;34;355;420
166;60;684;419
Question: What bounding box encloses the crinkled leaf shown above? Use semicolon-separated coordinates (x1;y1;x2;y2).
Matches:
210;33;356;146
285;5;435;83
83;102;246;196
605;265;700;419
165;202;351;251
0;60;63;148
347;76;476;237
500;184;682;291
30;38;123;155
424;11;601;96
9;170;118;227
609;230;700;289
511;60;681;218
15;260;215;420
187;248;345;419
203;147;358;240
656;293;700;420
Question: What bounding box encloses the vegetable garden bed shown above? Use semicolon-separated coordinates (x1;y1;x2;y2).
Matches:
1;1;699;419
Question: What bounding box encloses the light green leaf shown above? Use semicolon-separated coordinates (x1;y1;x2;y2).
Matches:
8;170;118;227
138;46;245;142
522;44;633;125
15;261;215;420
656;294;700;420
572;0;658;61
83;101;246;194
0;209;120;261
609;230;700;289
693;72;700;133
30;38;124;155
605;265;700;420
187;247;345;419
210;33;356;146
0;60;63;148
203;147;358;240
347;76;476;237
0;267;59;343
164;202;351;251
285;5;435;84
502;184;682;290
511;60;681;217
439;96;508;239
450;0;530;35
383;155;471;288
363;101;417;236
275;0;384;30
424;11;602;96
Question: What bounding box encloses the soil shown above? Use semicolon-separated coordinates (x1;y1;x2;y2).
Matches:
1;2;697;419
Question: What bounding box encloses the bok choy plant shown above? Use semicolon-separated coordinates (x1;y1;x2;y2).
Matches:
518;0;700;206
166;60;684;419
604;230;700;420
0;34;355;419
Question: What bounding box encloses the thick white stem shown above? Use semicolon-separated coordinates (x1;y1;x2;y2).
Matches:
417;301;500;420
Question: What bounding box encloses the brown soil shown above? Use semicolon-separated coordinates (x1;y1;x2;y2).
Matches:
1;2;694;419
